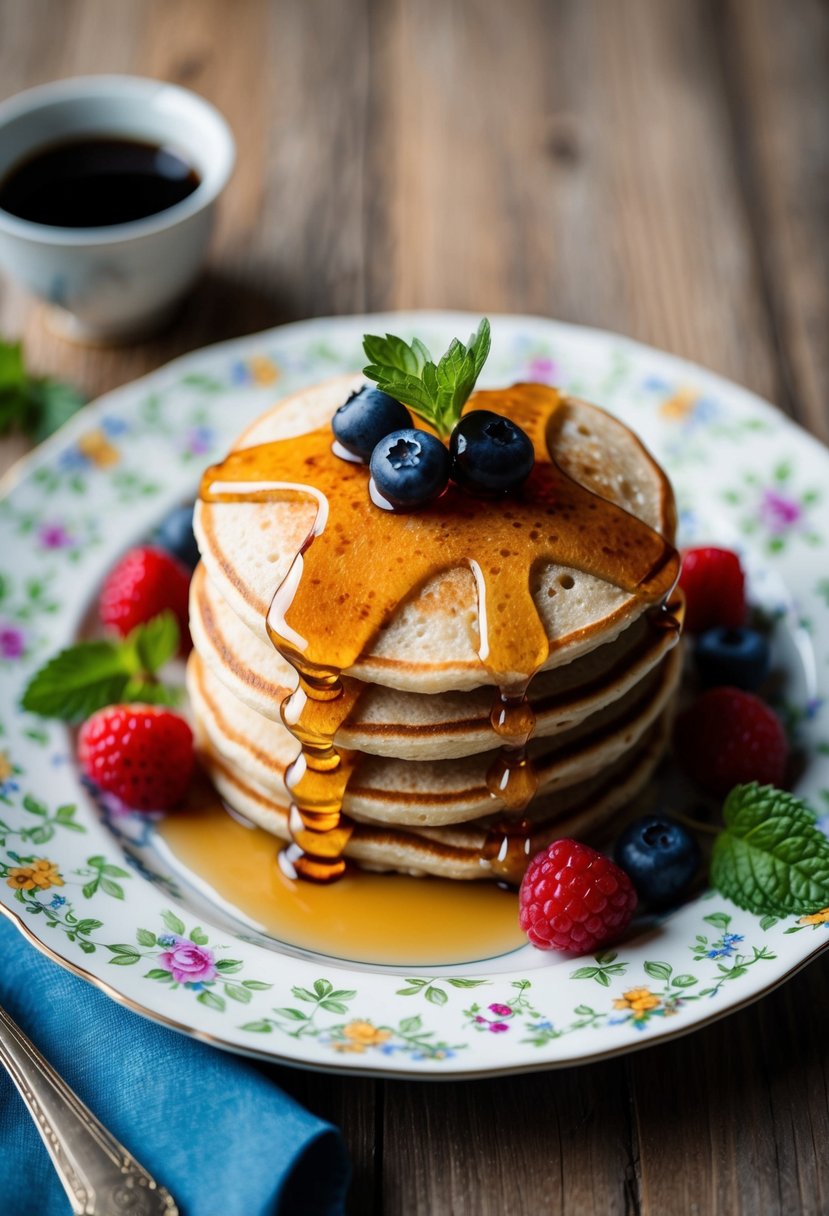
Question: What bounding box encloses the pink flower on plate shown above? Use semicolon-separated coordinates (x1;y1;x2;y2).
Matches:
527;356;559;384
38;522;74;550
158;938;217;984
489;1021;510;1033
488;1003;513;1018
0;624;25;660
759;489;802;534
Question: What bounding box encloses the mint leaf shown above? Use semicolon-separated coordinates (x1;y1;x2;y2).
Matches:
469;320;491;378
27;378;86;442
0;339;25;384
20;615;180;722
362;362;436;416
21;641;133;721
711;784;829;916
0;341;28;434
362;333;431;377
0;338;85;441
362;318;491;439
121;679;181;708
128;611;179;672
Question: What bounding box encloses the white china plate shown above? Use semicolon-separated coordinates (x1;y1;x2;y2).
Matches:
1;312;828;1077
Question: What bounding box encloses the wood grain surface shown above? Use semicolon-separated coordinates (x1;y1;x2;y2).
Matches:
1;1;827;1213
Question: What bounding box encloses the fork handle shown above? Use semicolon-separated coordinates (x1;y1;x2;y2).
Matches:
0;1002;177;1215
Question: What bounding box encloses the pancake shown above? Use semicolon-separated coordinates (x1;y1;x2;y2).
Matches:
187;645;681;826
190;562;683;760
198;715;671;881
194;375;678;695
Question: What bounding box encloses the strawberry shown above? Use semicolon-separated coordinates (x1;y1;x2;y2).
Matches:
78;705;194;810
99;546;191;653
678;547;746;633
674;687;789;796
518;839;638;953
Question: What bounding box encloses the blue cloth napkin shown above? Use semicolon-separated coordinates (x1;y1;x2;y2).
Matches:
0;917;349;1216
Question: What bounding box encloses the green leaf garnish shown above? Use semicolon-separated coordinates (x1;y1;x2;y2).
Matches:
0;338;85;442
20;612;181;722
125;611;180;673
362;318;491;439
711;783;829;916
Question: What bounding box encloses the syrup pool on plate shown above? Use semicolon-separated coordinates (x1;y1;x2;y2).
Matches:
156;791;526;967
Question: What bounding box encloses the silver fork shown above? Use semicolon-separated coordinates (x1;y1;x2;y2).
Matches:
0;1001;178;1215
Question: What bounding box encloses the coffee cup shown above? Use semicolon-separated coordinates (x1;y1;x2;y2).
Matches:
0;75;235;342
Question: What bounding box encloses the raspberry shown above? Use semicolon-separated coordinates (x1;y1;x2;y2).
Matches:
518;839;638;954
78;705;194;810
99;546;191;652
678;547;746;633
674;687;788;796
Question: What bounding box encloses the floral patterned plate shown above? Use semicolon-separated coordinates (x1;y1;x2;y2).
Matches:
1;312;828;1078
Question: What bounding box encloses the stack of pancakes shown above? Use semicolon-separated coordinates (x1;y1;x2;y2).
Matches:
189;375;682;881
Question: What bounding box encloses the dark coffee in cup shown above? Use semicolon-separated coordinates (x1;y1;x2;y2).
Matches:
0;136;200;228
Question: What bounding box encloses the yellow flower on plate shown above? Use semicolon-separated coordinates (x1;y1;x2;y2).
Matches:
0;752;12;782
6;867;37;891
29;859;64;889
6;859;64;892
613;987;660;1014
341;1020;392;1048
249;356;279;386
798;907;829;926
77;429;119;468
659;388;698;421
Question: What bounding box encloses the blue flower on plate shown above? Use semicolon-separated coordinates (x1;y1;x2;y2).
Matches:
706;932;744;959
57;447;90;472
101;416;129;437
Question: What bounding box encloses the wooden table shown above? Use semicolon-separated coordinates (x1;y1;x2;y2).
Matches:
1;2;827;1212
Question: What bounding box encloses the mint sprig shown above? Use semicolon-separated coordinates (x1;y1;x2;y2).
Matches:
363;318;491;440
711;784;829;916
21;612;181;721
0;338;85;443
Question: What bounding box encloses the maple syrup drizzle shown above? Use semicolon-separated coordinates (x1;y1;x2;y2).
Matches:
200;384;679;883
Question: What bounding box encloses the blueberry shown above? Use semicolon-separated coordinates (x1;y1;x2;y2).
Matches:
615;816;700;909
153;503;199;570
331;385;412;461
694;626;770;691
369;429;450;509
449;411;535;494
